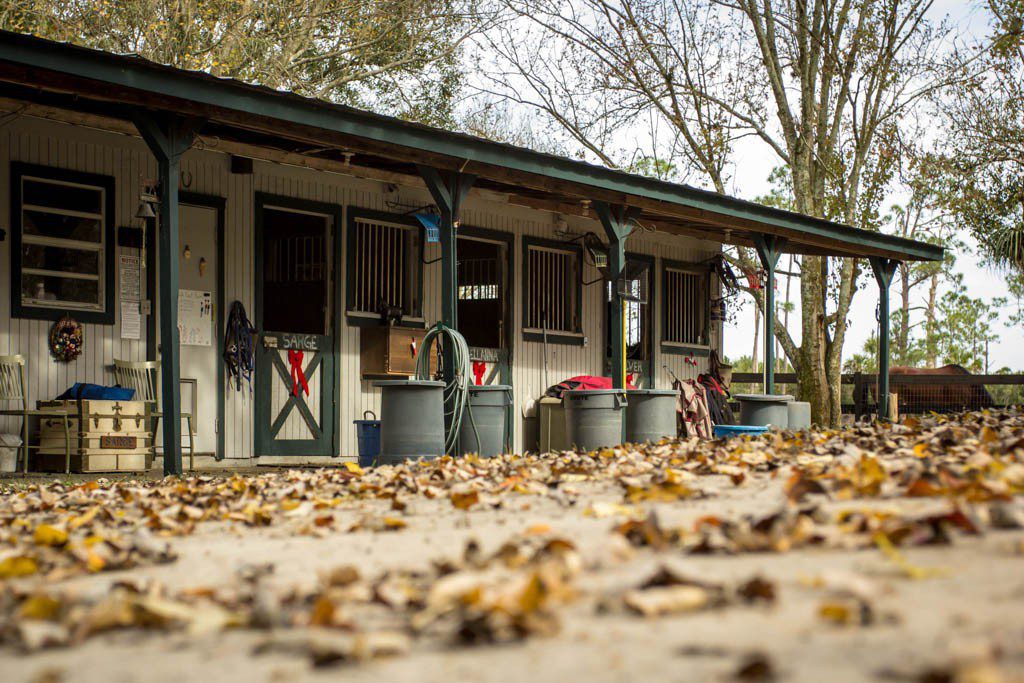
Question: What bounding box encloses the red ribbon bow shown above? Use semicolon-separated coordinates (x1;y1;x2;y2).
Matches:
472;361;487;386
288;349;310;397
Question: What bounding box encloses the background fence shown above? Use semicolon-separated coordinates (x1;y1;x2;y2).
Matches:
731;372;1024;418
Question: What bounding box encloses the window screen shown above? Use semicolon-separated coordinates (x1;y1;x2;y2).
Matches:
524;243;579;333
663;266;709;345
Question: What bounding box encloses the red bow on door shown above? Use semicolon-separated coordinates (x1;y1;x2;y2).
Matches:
472;361;487;386
288;349;310;397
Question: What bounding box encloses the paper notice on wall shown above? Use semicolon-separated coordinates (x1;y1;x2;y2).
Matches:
120;301;141;340
119;254;141;301
178;289;213;346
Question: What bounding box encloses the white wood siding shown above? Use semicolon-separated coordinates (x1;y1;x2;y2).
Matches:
0;116;721;457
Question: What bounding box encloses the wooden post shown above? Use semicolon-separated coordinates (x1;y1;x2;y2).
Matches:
417;166;476;447
594;202;639;390
134;113;202;476
869;257;899;421
752;235;787;394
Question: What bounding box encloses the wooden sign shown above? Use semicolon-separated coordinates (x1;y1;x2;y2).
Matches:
100;435;137;449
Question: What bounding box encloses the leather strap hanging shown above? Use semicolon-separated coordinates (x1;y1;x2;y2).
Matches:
288;349;310;397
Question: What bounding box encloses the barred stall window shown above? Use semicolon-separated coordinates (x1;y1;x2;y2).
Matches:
12;163;115;324
347;213;422;321
523;238;581;339
662;263;710;347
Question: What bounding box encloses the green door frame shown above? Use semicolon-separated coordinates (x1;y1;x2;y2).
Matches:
253;192;343;457
603;251;656;387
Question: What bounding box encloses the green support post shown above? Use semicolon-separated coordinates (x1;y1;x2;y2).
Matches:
869;257;899;421
752;235;787;394
594;202;639;390
134;113;202;476
417;166;476;447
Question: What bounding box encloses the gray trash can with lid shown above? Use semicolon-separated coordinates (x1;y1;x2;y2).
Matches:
374;379;446;465
624;389;678;444
734;393;794;429
459;385;512;458
563;389;627;451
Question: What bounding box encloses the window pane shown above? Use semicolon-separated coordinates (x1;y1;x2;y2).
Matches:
22;244;100;275
22;273;100;307
23;210;102;243
352;220;420;317
23;178;103;215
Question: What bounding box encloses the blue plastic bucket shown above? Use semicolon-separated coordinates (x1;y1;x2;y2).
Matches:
713;424;769;439
353;410;381;467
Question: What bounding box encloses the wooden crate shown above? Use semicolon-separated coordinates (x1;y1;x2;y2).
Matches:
35;399;151;473
360;325;438;378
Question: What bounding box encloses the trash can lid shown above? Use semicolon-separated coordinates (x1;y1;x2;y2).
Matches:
626;389;678;396
564;389;627;396
468;384;512;391
372;379;445;387
733;393;794;402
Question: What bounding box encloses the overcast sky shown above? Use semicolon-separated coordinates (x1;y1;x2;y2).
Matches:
721;0;1023;372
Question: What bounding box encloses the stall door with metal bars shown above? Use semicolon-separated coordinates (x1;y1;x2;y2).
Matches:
254;199;337;456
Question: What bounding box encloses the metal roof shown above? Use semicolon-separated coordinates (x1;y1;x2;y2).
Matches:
0;29;943;262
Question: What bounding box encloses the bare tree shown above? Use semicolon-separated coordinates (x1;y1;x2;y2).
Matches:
480;0;954;424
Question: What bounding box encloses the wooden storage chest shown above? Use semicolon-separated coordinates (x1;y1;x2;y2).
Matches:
35;399;151;472
360;325;438;378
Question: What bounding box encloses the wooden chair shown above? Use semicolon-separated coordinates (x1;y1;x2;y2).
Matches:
0;355;72;473
113;359;195;470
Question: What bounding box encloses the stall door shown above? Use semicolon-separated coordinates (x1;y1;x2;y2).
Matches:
255;201;336;456
178;202;220;456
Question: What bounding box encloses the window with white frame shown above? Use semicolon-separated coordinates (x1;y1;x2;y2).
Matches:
662;262;709;346
347;211;422;321
12;163;115;323
523;238;581;338
606;258;651;360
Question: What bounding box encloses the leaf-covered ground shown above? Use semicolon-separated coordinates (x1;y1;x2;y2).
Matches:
2;410;1024;682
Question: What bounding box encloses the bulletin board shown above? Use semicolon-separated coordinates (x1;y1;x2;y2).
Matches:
178;289;213;346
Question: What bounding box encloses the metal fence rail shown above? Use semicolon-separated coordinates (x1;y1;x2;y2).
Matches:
731;372;1024;418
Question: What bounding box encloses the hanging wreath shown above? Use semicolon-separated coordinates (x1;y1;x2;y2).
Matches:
49;316;84;363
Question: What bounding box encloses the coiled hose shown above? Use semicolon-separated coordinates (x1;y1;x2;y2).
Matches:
415;322;478;454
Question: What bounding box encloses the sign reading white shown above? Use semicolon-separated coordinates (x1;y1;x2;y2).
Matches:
178;289;213;346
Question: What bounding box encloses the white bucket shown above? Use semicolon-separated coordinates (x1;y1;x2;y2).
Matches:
0;433;21;473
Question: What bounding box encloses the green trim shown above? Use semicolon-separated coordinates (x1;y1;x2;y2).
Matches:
0;30;942;262
661;258;712;348
345;207;425;324
254;192;343;457
10;162;117;325
604;252;655;385
521;235;583;344
179;191;226;460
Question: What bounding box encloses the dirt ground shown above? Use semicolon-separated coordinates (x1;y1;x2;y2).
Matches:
3;413;1024;682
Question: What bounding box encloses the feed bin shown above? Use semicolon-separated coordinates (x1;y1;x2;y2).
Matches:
563;389;627;451
624;389;678;444
374;380;445;465
459;385;512;458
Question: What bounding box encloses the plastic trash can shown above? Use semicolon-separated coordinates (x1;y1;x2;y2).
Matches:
625;389;678;444
787;401;812;430
374;380;445;465
563;389;627;451
459;385;512;458
734;394;794;429
353;410;381;468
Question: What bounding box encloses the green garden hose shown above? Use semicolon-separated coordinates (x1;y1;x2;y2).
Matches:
415;322;480;454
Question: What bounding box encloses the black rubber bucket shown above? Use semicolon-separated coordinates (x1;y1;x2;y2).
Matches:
374;380;445;465
624;389;678;444
563;389;627;452
459;385;512;458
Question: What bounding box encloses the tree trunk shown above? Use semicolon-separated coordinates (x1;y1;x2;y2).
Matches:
925;272;939;368
898;263;911;365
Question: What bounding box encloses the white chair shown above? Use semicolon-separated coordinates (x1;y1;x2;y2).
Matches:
113;359;194;470
0;355;72;473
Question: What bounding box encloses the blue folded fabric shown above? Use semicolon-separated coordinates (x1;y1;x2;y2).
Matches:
57;383;136;401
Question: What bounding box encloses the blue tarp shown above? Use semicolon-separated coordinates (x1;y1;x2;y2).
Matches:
57;383;136;401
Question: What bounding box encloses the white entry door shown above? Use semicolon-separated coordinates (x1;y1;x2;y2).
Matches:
178;203;219;456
